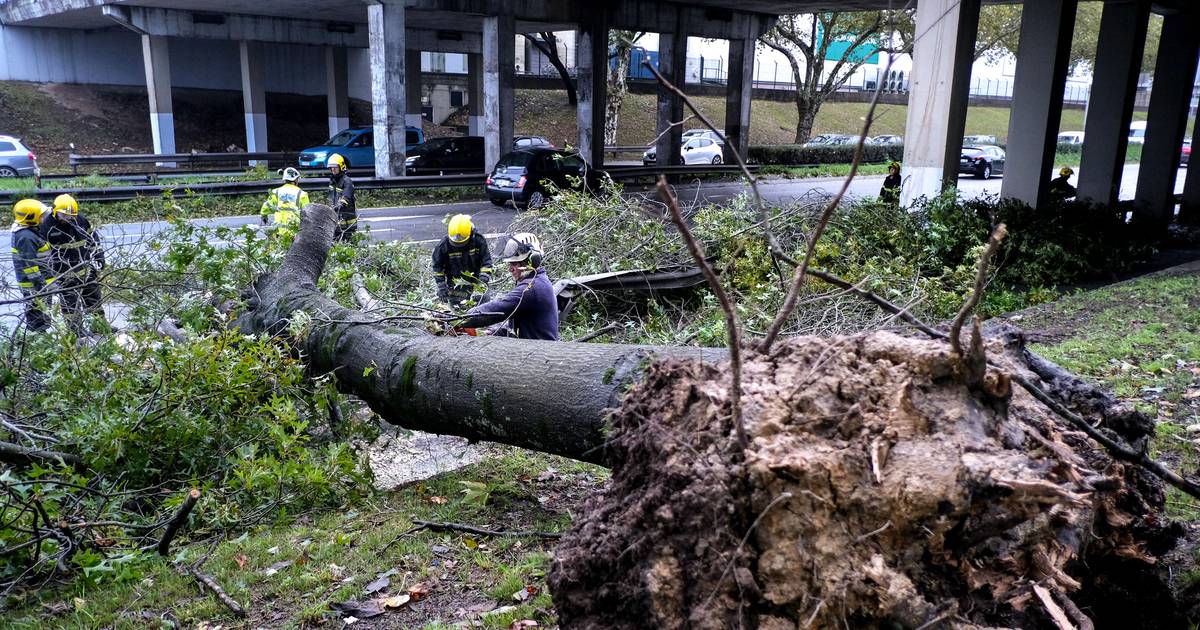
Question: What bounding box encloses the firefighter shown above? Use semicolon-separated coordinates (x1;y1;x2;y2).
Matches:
459;233;558;340
432;214;493;307
42;193;105;332
261;167;309;236
11;199;51;332
327;153;357;240
879;161;902;205
1049;166;1077;202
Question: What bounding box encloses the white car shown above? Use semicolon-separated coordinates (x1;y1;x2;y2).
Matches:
1129;121;1147;145
1057;131;1085;145
642;136;725;165
681;136;723;164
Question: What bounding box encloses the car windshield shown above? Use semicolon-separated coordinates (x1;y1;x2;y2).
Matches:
963;147;984;156
413;138;454;154
326;130;358;146
406;130;421;145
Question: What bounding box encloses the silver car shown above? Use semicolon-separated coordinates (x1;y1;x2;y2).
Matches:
0;136;38;177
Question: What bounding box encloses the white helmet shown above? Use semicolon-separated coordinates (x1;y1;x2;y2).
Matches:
281;167;301;183
498;232;543;267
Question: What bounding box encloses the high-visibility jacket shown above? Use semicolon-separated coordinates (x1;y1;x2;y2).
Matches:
12;225;49;290
261;183;310;227
42;211;103;282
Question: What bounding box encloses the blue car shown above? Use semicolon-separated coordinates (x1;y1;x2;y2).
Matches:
298;126;424;169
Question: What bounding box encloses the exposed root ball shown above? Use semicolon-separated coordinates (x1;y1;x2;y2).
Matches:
549;330;1181;629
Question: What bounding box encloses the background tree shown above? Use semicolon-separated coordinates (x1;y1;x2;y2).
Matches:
526;32;577;106
605;30;645;146
892;5;1022;65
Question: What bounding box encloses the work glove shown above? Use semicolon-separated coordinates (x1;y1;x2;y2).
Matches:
478;273;491;286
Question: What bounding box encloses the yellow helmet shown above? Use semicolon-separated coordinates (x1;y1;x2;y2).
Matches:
888;160;901;171
1059;166;1075;177
13;199;45;227
448;214;473;244
53;193;79;217
326;153;347;171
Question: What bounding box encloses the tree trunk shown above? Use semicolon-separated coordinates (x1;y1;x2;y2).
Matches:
605;46;633;146
530;33;577;106
235;204;724;466
793;94;819;145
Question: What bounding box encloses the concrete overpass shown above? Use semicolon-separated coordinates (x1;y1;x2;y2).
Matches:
1;0;1197;233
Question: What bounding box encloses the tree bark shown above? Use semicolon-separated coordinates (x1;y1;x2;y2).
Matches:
235;204;724;466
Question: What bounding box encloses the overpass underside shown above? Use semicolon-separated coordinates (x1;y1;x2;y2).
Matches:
1;0;1197;229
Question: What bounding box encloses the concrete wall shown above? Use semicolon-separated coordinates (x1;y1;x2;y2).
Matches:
1;24;370;97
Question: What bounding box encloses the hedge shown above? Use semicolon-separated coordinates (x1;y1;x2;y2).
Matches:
748;143;903;166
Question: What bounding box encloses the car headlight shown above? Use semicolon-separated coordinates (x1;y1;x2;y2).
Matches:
405;156;418;164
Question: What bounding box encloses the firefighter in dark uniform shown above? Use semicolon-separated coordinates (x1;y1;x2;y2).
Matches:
326;153;357;240
42;194;104;333
879;161;902;205
11;199;51;332
1049;166;1077;202
432;214;493;308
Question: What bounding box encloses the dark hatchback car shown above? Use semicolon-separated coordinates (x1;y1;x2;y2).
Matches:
486;148;609;209
958;145;1006;179
404;136;485;175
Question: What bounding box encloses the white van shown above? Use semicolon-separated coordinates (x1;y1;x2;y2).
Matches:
1129;121;1147;145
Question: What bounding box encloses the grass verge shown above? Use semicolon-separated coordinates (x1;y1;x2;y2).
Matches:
1024;268;1200;520
3;447;605;629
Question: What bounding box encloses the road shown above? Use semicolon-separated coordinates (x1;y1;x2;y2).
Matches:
0;164;1187;326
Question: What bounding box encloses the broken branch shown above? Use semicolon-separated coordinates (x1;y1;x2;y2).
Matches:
950;223;1007;357
0;440;82;467
157;488;201;556
410;519;561;540
184;565;247;618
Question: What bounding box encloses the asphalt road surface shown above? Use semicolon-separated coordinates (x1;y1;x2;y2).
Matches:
0;164;1187;327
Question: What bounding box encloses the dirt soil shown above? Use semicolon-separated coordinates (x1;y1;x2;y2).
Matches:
550;329;1184;629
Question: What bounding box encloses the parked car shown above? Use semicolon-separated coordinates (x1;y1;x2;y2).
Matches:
869;135;903;146
298;126;424;168
964;134;998;146
0;135;38;178
486;148;610;209
642;136;724;165
1128;121;1147;145
514;135;553;150
1184;138;1192;165
1057;131;1085;145
803;134;853;148
404;136;484;175
958;145;1006;179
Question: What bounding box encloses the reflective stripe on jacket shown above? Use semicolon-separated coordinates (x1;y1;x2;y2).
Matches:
12;226;49;289
261;183;310;226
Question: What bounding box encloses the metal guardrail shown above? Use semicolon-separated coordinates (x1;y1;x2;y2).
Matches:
68;151;300;174
0;165;759;205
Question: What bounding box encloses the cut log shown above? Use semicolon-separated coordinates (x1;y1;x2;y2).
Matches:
235;204;723;465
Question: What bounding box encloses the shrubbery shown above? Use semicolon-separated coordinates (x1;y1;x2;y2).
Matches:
748;143;902;166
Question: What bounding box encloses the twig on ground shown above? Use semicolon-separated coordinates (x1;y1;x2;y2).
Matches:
0;440;82;466
157;488;200;556
854;520;892;543
410;519;561;540
656;177;747;451
184;565;247;618
1033;584;1076;630
1054;590;1095;630
571;323;622;343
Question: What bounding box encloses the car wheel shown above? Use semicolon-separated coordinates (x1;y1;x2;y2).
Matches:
527;190;546;210
711;155;723;165
0;166;17;177
980;164;992;180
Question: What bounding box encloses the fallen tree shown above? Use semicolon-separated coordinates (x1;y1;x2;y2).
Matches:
234;203;723;465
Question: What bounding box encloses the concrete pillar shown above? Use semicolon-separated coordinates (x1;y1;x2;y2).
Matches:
1182;115;1200;223
140;34;176;163
655;30;687;168
1000;0;1077;208
406;49;423;128
325;46;350;138
723;32;755;163
483;14;515;172
367;2;407;178
1077;0;1150;207
467;53;483;136
899;0;980;205
576;17;608;167
239;40;268;162
1133;11;1200;230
